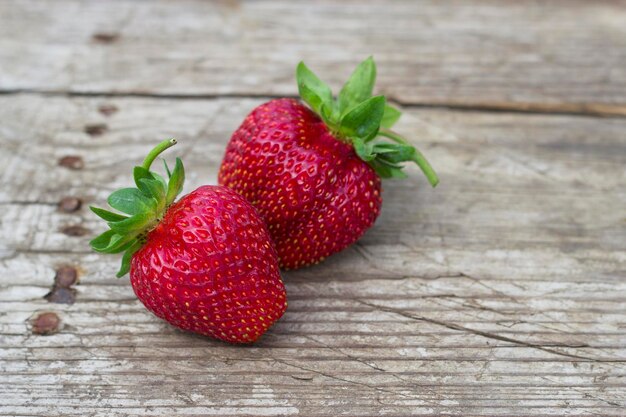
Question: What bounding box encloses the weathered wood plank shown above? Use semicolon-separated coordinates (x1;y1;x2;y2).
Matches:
1;0;626;115
0;92;625;415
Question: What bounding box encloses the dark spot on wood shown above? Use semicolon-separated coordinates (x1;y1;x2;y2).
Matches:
98;104;118;116
45;266;79;304
45;287;77;304
58;197;82;213
291;375;314;381
32;312;61;335
58;155;84;170
92;32;119;44
54;265;79;287
84;123;108;136
61;225;90;237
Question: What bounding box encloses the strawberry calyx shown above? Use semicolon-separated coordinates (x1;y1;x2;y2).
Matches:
296;57;439;186
89;139;185;277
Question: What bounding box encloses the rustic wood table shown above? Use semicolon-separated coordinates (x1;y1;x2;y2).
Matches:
1;1;625;416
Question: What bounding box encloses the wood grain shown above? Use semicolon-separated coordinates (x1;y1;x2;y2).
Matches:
1;0;626;115
1;93;625;416
2;0;626;415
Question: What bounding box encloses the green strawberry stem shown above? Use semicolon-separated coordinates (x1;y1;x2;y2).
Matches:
296;57;439;187
142;138;177;170
378;128;439;187
89;139;186;277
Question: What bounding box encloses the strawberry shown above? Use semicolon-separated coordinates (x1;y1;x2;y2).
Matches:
90;139;287;343
219;57;438;269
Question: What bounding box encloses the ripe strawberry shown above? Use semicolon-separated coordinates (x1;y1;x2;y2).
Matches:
90;139;287;343
219;57;438;269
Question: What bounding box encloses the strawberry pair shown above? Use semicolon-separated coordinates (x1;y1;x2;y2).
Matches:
91;58;438;343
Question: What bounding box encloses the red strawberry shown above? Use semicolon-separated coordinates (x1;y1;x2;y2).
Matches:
90;139;286;343
219;57;438;269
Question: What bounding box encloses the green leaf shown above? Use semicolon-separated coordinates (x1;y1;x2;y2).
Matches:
116;240;142;278
352;137;376;162
138;178;166;214
319;102;336;127
166;158;185;206
375;129;439;187
381;104;402;128
133;166;152;189
108;188;156;215
89;229;116;251
337;56;376;114
163;159;172;179
372;143;416;163
90;206;128;222
297;61;334;117
138;178;165;201
151;171;167;191
109;211;155;234
134;167;167;200
339;95;386;141
96;233;137;254
370;158;407;179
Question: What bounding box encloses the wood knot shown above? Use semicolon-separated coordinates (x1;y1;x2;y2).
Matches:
58;197;82;213
44;287;77;304
54;265;79;287
92;32;119;44
61;225;90;237
98;104;118;116
84;123;108;136
45;266;79;304
32;312;61;335
58;155;84;170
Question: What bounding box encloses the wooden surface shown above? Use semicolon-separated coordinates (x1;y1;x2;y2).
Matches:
1;1;625;416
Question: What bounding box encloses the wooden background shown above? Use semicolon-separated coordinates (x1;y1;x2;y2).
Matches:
1;1;625;415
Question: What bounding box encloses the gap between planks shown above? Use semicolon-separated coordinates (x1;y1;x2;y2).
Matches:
1;89;625;118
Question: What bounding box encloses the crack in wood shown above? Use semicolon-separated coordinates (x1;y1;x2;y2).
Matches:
270;357;427;402
355;299;626;364
540;376;625;408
